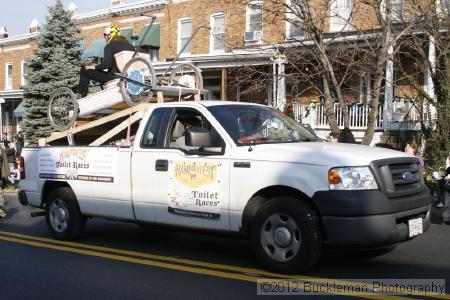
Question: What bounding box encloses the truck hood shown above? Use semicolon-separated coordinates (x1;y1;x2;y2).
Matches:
235;142;412;167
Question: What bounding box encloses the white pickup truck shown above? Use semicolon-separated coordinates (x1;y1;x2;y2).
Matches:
19;101;431;273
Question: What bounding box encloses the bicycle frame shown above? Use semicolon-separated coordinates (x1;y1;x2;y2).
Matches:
134;14;158;58
136;14;210;79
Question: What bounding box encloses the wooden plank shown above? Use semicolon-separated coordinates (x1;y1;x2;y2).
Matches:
44;103;150;144
152;85;207;96
89;110;145;146
157;91;163;103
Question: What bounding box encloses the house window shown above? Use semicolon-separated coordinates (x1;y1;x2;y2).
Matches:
210;13;225;53
21;60;28;87
178;18;192;55
392;0;404;22
359;73;372;104
330;0;352;32
286;0;304;39
245;1;263;42
5;63;13;90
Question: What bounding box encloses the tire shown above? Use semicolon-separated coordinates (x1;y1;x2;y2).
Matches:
45;187;86;240
251;197;323;274
48;87;78;131
119;57;156;106
168;63;203;100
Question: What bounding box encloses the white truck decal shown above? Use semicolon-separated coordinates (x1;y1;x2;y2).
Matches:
38;148;118;183
168;161;222;220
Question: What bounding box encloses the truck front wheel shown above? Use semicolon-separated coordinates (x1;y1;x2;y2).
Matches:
45;187;86;240
251;197;322;274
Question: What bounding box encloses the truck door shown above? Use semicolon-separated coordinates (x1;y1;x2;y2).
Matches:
131;107;171;223
145;106;230;230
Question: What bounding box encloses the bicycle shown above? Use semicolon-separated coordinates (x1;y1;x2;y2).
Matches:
48;14;207;131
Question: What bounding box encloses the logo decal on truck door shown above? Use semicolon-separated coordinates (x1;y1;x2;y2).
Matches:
168;161;222;220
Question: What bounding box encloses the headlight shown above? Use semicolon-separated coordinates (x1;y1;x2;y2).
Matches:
329;167;378;190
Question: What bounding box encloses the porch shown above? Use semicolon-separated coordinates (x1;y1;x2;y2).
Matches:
291;99;436;145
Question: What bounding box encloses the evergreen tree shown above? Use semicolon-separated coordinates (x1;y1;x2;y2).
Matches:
22;0;83;145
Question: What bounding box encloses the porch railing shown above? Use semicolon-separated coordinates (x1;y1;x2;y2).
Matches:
292;103;383;129
292;100;436;130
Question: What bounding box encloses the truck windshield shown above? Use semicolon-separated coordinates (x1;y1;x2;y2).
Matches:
207;105;320;145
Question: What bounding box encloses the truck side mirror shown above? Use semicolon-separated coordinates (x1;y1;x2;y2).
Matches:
185;127;211;147
186;127;223;155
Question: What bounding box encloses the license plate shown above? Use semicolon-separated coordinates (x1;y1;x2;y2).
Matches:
408;218;423;237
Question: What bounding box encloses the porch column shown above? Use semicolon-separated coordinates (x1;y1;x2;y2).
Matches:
0;97;4;135
272;61;277;108
221;68;227;101
383;44;394;130
276;60;286;110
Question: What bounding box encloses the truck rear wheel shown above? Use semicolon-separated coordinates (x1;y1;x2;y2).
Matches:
251;197;322;274
45;187;86;240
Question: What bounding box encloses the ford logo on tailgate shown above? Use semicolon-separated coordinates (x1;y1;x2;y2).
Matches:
402;172;415;182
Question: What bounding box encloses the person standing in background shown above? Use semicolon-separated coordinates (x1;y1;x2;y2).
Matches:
405;142;424;167
1;133;9;149
15;131;24;157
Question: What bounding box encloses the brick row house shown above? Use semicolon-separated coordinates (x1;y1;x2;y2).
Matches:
0;0;439;142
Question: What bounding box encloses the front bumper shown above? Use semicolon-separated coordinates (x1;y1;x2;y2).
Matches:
322;205;430;246
312;188;431;246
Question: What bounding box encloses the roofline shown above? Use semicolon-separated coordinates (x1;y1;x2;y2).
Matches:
0;0;167;46
72;0;167;23
0;32;39;47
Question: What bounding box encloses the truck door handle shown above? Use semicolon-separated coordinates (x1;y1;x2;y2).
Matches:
155;159;168;172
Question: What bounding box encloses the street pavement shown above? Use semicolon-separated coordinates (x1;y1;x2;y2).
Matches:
1;193;449;300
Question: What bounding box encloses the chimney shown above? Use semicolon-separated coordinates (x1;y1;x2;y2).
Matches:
0;27;8;39
111;0;123;6
29;19;41;33
68;2;78;15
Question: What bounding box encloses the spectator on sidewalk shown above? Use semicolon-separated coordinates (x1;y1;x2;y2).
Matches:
1;133;9;149
339;127;355;143
328;132;339;143
404;142;424;167
15;131;24;157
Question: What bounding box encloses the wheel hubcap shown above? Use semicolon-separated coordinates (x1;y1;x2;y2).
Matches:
274;227;292;247
49;199;69;233
260;213;301;262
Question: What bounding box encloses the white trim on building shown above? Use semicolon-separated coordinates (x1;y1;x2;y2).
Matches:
72;0;166;23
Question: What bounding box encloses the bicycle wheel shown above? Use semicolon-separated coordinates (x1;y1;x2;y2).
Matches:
168;63;203;100
47;87;78;132
119;57;156;106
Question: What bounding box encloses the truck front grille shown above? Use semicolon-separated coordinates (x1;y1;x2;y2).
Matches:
370;158;424;198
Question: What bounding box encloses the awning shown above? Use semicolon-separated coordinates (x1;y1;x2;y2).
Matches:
137;24;160;48
121;28;133;43
82;38;107;59
13;102;24;118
